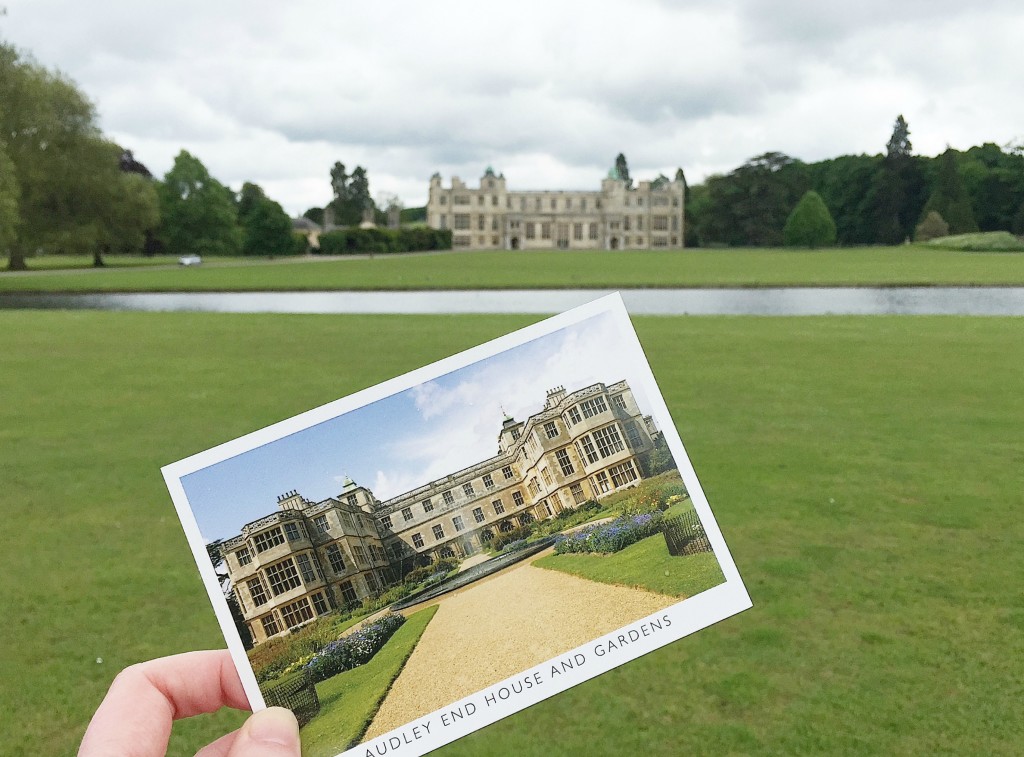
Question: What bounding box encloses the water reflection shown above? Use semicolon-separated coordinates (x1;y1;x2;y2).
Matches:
1;288;1023;315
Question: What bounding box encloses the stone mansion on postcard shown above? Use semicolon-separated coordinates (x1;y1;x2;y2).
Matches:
426;167;685;251
220;380;665;644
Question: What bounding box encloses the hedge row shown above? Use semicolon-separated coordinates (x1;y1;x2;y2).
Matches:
317;227;452;254
304;612;406;683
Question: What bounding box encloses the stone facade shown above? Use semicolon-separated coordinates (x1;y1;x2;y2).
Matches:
222;380;661;644
426;168;685;250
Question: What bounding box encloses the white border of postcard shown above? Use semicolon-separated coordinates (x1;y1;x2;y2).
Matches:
162;292;752;757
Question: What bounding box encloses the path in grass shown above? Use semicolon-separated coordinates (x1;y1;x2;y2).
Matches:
364;559;675;739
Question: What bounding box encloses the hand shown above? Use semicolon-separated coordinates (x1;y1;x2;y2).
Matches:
78;650;300;757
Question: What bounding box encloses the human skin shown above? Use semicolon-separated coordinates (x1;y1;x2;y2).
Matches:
78;650;299;757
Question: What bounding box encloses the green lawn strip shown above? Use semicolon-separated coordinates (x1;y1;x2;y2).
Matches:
7;254;188;270
533;534;725;598
3;246;1024;292
301;606;439;757
1;313;1022;755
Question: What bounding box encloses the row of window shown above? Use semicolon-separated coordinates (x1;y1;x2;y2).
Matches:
576;424;626;465
239;508;373;557
441;194;604;212
440;193;679;212
620;215;677;232
380;466;516;530
406;491;524;549
259;592;325;637
523;221;601;241
591;460;639;493
245;536;390;609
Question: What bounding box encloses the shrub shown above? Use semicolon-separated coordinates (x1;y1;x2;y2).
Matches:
404;557;458;585
249;612;359;682
316;227;452;255
783;190;837;248
621;481;664;516
915;211;949;242
304;612;406;684
924;231;1024;252
554;505;578;520
554;512;664;555
290;230;310;255
490;524;533;552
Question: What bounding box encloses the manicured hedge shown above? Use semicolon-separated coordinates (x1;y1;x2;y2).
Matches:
317;227;452;255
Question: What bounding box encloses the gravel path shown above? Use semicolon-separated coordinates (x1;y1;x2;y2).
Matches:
365;559;674;739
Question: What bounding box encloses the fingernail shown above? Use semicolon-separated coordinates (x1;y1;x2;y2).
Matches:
248;707;299;745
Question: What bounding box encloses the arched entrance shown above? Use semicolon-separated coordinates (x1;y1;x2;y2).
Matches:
510;237;520;250
610;237;619;250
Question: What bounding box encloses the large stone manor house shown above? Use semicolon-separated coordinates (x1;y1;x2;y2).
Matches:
426;167;685;251
221;380;664;644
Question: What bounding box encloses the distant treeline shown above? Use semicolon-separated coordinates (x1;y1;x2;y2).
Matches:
317;227;452;255
686;117;1024;247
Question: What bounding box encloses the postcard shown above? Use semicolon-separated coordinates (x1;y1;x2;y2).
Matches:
162;293;752;757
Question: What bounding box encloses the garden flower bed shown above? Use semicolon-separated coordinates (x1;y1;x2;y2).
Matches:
553;512;664;555
304;612;407;683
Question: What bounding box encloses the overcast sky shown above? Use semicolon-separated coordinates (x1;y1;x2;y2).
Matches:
4;1;1023;214
180;309;657;541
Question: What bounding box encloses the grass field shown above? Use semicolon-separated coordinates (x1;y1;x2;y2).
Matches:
302;606;438;756
3;246;1024;292
1;312;1022;755
5;254;192;271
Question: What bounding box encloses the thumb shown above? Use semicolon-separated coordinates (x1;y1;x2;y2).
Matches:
226;707;301;757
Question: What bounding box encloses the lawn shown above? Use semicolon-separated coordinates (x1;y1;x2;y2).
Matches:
3;246;1024;292
534;533;725;598
4;254;189;270
1;312;1022;755
301;606;438;756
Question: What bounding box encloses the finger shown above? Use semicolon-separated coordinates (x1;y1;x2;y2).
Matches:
194;728;241;757
78;650;252;757
223;708;300;757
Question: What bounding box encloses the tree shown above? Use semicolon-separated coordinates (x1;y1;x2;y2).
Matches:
118;149;152;178
328;161;374;226
303;207;325;226
808;153;882;244
236;181;294;256
0;140;20;255
920;149;977;234
886;115;912;159
700;152;810;246
867;115;928;244
0;41;129;269
784;190;837;248
157;150;241;256
957;143;1024;232
95;168;159;264
914;211;949;242
614;153;632;188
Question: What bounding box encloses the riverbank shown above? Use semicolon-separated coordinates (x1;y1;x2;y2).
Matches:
3;246;1024;293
